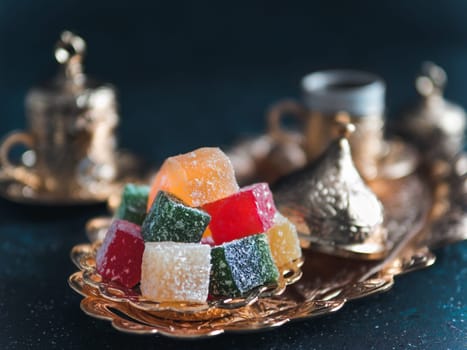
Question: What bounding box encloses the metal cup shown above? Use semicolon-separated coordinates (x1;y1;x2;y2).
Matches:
268;69;386;179
0;31;119;196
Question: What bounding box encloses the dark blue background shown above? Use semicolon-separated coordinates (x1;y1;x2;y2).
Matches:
1;0;467;161
0;1;465;349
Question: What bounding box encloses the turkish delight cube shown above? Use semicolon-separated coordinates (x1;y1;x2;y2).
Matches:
209;234;279;297
142;191;210;243
147;147;239;209
116;184;150;225
96;219;145;288
266;213;302;267
203;183;277;245
140;242;211;303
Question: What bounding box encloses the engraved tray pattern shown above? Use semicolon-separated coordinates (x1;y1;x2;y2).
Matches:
68;171;466;338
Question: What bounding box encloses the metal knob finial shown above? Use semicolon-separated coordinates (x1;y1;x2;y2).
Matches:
54;31;86;85
416;61;447;97
334;112;356;139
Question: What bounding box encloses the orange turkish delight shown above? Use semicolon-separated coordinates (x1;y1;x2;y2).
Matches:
148;147;239;209
266;213;302;267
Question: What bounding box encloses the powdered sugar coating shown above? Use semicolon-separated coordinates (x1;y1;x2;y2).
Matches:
203;182;277;245
140;242;211;303
142;191;210;243
96;219;145;288
266;213;302;267
116;184;150;225
148;147;239;209
210;234;279;297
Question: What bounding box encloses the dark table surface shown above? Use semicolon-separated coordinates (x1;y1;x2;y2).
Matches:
0;201;465;350
0;1;466;349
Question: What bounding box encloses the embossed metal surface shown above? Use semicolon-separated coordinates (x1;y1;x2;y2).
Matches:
273;136;387;259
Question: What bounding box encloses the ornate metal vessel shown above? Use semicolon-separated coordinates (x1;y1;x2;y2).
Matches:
396;61;466;161
0;31;144;204
273;122;387;259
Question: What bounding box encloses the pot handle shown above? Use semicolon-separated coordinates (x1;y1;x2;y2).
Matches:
0;131;40;189
267;99;307;145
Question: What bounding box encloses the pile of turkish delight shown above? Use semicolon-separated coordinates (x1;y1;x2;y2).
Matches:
96;147;302;303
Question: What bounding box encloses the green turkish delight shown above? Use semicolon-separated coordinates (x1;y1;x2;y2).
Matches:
210;234;279;297
141;191;210;243
116;184;150;225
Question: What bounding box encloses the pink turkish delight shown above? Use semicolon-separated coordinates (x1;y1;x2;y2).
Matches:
96;219;145;288
203;183;277;245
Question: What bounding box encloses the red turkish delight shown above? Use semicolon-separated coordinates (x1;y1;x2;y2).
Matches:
203;183;277;245
96;219;145;288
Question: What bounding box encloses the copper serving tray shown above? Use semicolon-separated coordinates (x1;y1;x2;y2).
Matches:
68;167;466;338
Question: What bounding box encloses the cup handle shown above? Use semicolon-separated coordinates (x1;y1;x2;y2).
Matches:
0;131;40;189
267;99;308;144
